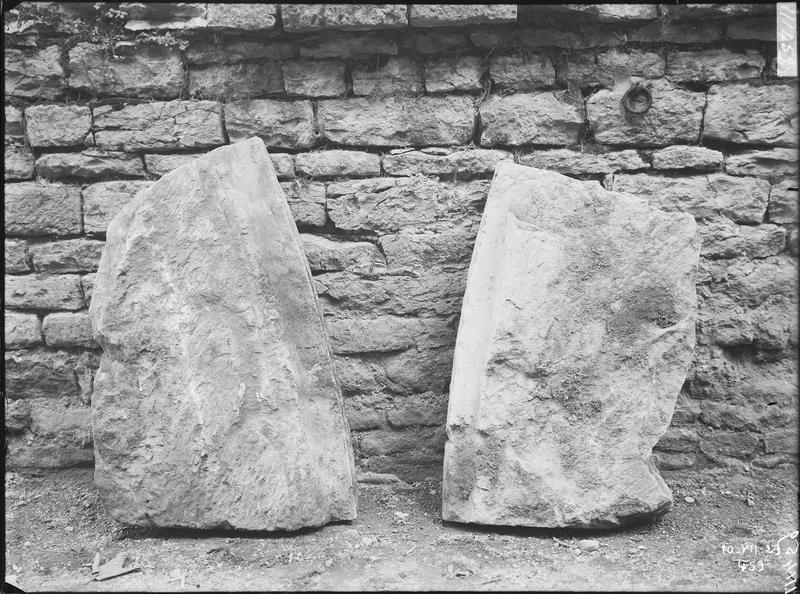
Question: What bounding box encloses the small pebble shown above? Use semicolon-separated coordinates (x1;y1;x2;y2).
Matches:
578;539;600;552
684;496;695;503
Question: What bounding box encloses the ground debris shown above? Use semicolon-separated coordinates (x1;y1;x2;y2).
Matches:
94;552;140;581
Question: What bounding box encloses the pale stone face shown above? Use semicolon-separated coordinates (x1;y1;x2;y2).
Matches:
442;162;700;528
88;138;356;530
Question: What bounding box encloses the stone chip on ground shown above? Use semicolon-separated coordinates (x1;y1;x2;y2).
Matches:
88;138;356;530
442;162;700;528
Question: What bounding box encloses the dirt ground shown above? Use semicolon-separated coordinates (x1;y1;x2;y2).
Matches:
4;465;799;592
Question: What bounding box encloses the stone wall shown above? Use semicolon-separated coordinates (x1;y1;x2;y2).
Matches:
4;3;798;479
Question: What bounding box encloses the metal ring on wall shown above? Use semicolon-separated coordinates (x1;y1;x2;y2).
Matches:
621;83;653;115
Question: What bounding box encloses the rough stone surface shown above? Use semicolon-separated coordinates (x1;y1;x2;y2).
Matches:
188;62;284;100
120;2;207;30
443;162;699;527
5;312;43;349
563;49;664;88
651;146;724;171
297;32;399;59
6;239;31;274
36;151;145;180
725;148;799;181
611;173;770;224
93;101;225;151
43;312;97;348
5;274;85;311
627;21;724;44
409;5;516;28
383;147;512;177
318;96;475;147
424;55;485;93
29;239;105;273
727;17;775;41
699;217;786;260
5;350;98;401
5;140;35;181
186;38;297;65
557;4;658;21
479;92;584;146
68;42;185;99
206;3;277;30
302;235;385;274
352;57;424;96
282;5;408;32
83;181;154;234
5;46;65;99
282;59;346;97
295;150;380;178
587;80;705;147
517;149;648;175
490;52;555;90
89;138;356;529
24;105;92;148
281;181;327;227
666;49;765;83
470;26;625;51
703;83;799;147
224;100;316;149
769;181;799;225
404;31;471;55
5;183;83;237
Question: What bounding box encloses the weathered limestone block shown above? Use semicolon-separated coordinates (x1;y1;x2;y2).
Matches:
587;80;704;147
318;96;475;147
611;173;770;224
404;31;471;55
326;317;417;355
188;62;284;100
769;181;799;224
297;32;399;59
93;101;225;151
206;3;277;30
5;140;35;181
479;92;584;146
352;57;423;96
121;2;207;30
489;52;555;91
555;4;658;21
660;4;774;19
5;46;65;99
5;312;42;349
409;5;516;27
471;25;624;51
29;239;105;273
25;105;92;148
5;239;31;274
89;138;356;529
627;21;724;44
225;99;316;148
443;162;699;528
186;38;297;65
379;224;477;272
281;181;327;227
83;181;154;234
5;274;85;311
282;59;346;97
302;234;385;274
699;217;785;260
68;42;185;99
4;350;98;400
36;151;146;180
295;150;380;177
703;83;798;147
42;311;97;348
424;55;485;93
517;149;648;175
146;152;295;180
5;106;25;137
282;4;408;32
725;148;798;181
666;49;765;83
5;183;82;237
563;49;664;88
651;146;723;171
387;392;449;428
383;147;512;177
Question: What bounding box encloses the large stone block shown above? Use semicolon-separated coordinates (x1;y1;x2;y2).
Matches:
703;83;798;147
471;25;624;51
382;147;512;177
442;162;699;528
352;57;423;96
302;234;385;274
295;150;380;178
479;92;584;146
517;149;648;175
768;181;799;224
587;80;705;147
4;350;98;400
424;55;485;93
42;311;97;348
68;42;185;99
25;105;92;148
666;49;765;83
297;32;400;58
379;224;478;272
281;4;408;32
627;21;724;44
409;5;516;27
121;2;207;30
186;37;297;65
36;151;146;180
5;312;42;349
206;3;277;30
5;46;65;99
489;52;555;91
281;181;327;227
651;146;723;172
699;217;786;260
89;138;356;529
282;59;346;97
5;274;85;311
188;62;284;100
611;173;770;224
5;182;82;237
318;96;475;147
562;49;664;88
93;101;225;151
725;148;798;181
29;239;105;273
4;140;35;181
5;239;31;274
224;99;316;149
83;181;154;234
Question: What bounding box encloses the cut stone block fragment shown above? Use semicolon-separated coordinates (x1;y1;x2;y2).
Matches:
443;162;700;528
89;138;357;530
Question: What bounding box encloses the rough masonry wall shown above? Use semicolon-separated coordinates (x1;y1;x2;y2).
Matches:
4;3;798;479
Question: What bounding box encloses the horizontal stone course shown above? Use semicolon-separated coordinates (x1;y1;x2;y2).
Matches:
36;151;145;180
651;146;724;171
188;62;284;100
302;235;385;274
490;52;555;90
517;149;647;175
5;183;82;237
282;59;346;97
295;150;380;178
206;3;277;30
479;92;584;146
297;32;400;58
5;274;85;311
725;148;798;181
409;5;516;28
424;55;485;93
383;147;512;177
42;311;97;348
352;56;424;96
282;4;408;32
666;49;765;83
28;239;105;273
186;38;297;65
25;105;92;148
225;99;316;148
